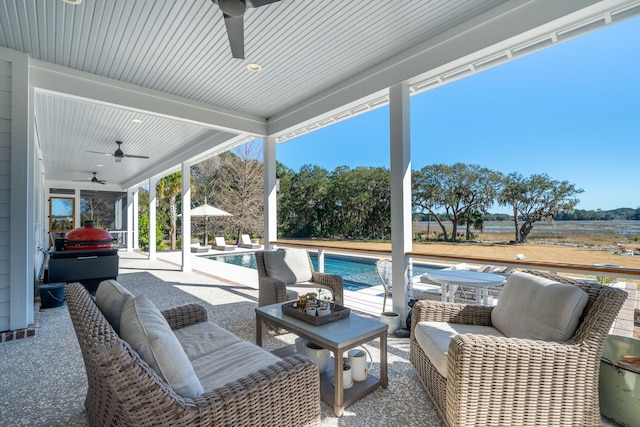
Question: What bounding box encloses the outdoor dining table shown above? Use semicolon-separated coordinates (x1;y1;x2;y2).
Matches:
425;269;506;305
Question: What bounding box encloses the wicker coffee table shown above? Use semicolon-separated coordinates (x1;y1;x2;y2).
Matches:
255;302;388;417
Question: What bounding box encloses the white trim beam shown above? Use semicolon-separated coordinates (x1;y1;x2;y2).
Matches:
267;0;627;138
122;133;253;190
29;60;267;136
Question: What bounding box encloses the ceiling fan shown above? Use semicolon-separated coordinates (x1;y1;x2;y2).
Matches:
211;0;281;59
88;141;150;163
73;172;107;185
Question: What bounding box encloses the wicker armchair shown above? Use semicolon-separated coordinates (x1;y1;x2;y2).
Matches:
410;270;627;427
65;282;321;427
255;249;344;307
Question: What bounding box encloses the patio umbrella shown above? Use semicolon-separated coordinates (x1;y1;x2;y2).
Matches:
189;198;232;246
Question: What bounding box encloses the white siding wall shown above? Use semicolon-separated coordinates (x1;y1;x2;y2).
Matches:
0;58;11;331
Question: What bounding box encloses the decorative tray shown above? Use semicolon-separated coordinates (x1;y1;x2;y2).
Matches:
281;301;350;326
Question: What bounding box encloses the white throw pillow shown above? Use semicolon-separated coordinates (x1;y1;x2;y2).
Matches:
263;249;313;285
491;271;588;341
120;295;204;398
95;279;133;335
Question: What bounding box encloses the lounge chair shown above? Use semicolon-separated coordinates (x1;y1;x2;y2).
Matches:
190;238;208;253
238;234;261;249
212;236;235;251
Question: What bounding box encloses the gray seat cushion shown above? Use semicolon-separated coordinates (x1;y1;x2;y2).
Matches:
414;321;504;377
120;295;204;398
287;282;334;300
491;271;589;341
174;321;281;391
95;279;134;335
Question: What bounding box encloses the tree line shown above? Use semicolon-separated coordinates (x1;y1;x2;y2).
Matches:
89;138;632;249
278;162;584;243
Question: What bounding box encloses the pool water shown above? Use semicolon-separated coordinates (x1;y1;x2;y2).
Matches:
205;252;440;291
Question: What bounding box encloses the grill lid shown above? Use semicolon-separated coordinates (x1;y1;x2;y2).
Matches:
65;220;113;250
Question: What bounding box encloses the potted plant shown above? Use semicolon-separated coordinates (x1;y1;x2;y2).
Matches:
251;233;260;244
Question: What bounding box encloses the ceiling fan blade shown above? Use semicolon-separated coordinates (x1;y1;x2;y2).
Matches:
223;14;245;59
246;0;280;8
87;150;114;157
122;154;150;159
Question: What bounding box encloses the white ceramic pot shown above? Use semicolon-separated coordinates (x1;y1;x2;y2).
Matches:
317;306;331;316
304;342;330;374
348;347;373;382
295;337;308;354
342;365;353;389
380;311;401;334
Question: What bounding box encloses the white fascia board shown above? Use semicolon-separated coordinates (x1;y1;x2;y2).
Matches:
46;180;125;193
28;59;267;136
121;132;251;189
267;0;611;137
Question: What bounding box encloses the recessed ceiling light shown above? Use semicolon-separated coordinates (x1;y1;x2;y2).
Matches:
62;0;82;4
131;118;143;123
246;62;263;72
96;164;104;168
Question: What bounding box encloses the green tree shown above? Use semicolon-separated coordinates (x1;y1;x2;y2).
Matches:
157;172;183;250
217;141;264;242
509;173;583;243
413;163;501;241
498;172;527;242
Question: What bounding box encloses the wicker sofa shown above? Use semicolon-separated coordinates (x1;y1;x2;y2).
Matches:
65;281;321;426
410;270;627;427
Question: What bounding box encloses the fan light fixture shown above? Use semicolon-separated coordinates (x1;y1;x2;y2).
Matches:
247;62;263;72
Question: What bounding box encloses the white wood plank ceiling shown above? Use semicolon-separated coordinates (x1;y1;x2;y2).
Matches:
1;0;638;190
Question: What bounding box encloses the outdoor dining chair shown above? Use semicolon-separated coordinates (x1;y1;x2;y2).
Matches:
376;258;393;312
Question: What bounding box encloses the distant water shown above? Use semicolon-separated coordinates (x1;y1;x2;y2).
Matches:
414;220;640;236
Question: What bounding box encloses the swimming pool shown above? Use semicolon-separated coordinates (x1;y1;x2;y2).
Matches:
204;251;441;291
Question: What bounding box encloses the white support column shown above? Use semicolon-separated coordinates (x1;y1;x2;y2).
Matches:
126;188;134;252
74;189;81;228
389;83;412;321
263;136;277;250
132;189;139;250
148;176;158;260
115;198;122;230
8;52;34;330
181;161;192;272
317;249;325;272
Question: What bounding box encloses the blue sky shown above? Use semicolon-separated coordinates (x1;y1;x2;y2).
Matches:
277;16;639;213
